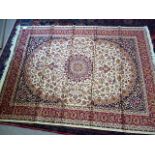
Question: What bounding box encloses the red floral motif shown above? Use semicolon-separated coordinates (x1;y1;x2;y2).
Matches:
99;65;111;73
65;54;92;82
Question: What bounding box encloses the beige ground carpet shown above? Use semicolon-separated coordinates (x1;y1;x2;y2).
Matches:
0;26;155;134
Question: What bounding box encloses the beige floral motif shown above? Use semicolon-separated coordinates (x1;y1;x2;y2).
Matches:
93;40;136;105
24;37;137;106
24;39;71;102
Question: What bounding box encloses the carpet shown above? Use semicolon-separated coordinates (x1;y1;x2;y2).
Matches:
0;25;155;134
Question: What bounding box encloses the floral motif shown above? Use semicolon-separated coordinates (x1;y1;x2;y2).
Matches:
92;40;137;105
64;54;92;82
23;37;137;108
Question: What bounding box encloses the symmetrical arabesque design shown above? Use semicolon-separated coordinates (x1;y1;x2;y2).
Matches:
24;37;137;108
0;26;155;134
